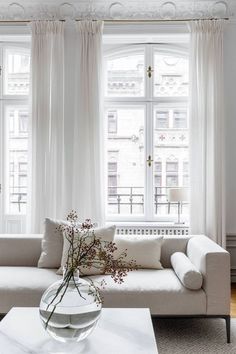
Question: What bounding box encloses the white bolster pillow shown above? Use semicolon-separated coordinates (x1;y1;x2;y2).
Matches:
171;252;203;290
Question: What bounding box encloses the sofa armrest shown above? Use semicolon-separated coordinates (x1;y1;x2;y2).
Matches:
187;235;230;315
0;234;42;266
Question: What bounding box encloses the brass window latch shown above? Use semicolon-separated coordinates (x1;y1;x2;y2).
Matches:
146;155;153;167
147;66;154;78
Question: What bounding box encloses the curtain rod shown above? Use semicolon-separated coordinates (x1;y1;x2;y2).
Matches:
0;18;229;24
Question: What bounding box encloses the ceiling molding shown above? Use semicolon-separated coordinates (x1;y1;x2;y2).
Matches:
0;1;234;21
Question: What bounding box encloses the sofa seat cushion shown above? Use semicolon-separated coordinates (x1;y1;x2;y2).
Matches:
0;267;61;313
0;268;206;316
90;269;207;315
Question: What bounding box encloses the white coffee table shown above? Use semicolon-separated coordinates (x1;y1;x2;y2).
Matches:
0;307;158;354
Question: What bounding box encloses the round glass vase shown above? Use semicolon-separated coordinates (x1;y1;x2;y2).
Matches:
39;268;102;343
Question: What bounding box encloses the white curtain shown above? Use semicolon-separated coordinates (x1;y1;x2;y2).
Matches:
72;21;105;225
29;20;104;232
29;21;65;232
189;20;225;247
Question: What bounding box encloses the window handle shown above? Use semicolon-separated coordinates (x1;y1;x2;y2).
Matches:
147;66;153;78
146;155;153;167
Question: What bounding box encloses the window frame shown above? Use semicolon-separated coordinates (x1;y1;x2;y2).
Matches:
0;41;30;232
104;43;189;223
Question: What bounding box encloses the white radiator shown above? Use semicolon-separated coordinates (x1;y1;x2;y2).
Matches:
115;225;189;236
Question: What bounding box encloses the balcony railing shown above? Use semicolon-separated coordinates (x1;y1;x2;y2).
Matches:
108;186;144;214
108;186;189;215
9;186;27;213
9;186;189;215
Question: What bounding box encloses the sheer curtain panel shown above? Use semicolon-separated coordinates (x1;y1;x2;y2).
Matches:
28;21;105;232
189;20;225;246
72;21;105;225
29;21;65;232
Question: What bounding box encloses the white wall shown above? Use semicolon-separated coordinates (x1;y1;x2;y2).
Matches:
224;22;236;280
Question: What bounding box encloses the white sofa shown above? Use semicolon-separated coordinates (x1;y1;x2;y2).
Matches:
0;234;231;341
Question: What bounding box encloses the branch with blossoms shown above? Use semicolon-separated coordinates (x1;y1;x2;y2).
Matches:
45;211;137;328
60;211;137;283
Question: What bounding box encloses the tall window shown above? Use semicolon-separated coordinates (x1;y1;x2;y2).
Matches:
105;45;189;222
0;44;30;232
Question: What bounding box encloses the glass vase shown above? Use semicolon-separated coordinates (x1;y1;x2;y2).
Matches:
39;268;102;343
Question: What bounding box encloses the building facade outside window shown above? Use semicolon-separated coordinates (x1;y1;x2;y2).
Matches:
107;111;117;134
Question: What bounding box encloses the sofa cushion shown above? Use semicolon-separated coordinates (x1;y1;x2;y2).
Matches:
171;252;203;290
38;218;68;269
114;234;163;269
0;267;61;313
57;225;116;276
160;236;192;268
0;268;206;315
89;269;206;315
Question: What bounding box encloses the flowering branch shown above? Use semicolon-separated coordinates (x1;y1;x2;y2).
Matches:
44;211;137;328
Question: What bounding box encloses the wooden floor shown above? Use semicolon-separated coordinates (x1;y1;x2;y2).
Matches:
231;283;236;317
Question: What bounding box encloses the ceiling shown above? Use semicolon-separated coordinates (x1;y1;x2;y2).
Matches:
0;1;234;21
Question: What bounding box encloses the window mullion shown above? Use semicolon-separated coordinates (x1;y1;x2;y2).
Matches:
145;102;154;221
146;44;153;100
145;45;154;221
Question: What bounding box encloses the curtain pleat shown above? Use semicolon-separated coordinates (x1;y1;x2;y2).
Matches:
72;20;105;224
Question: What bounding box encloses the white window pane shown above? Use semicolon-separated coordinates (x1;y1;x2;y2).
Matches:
154;161;162;173
154;53;188;97
155;110;169;129
183;175;189;187
4;48;30;95
108;111;117;133
5;106;28;214
173;109;188;129
166;162;178;172
183;161;189;173
106;107;145;215
105;52;145;97
108;162;117;173
153;106;189;217
166;175;178;186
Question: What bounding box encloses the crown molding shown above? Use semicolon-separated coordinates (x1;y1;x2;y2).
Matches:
0;1;234;21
